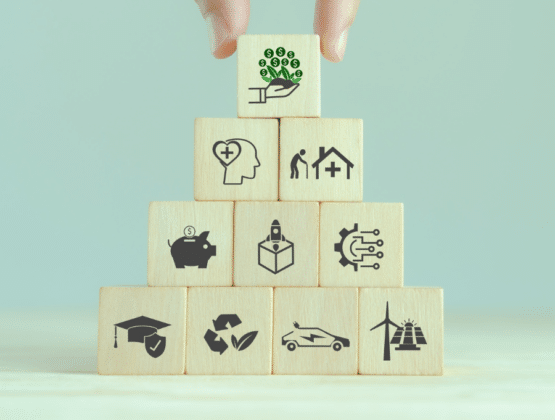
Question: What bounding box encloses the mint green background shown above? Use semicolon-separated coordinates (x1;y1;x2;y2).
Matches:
0;1;553;309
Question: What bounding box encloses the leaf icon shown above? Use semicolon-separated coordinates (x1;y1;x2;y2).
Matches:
267;66;279;80
281;66;291;80
231;334;238;349
236;331;258;351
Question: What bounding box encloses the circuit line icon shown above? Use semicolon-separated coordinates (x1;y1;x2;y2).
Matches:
334;223;384;271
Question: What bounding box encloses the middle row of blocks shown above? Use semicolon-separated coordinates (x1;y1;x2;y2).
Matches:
148;201;403;288
194;118;363;202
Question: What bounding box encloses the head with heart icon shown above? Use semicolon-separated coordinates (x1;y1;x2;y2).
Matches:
212;138;260;185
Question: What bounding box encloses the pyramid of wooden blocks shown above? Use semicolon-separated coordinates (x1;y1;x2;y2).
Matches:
97;34;444;376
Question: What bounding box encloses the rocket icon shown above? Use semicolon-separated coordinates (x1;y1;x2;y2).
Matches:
258;219;294;274
270;219;284;243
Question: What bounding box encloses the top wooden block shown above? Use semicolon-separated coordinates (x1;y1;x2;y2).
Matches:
237;35;321;118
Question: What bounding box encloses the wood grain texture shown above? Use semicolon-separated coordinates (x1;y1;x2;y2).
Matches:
359;287;444;375
234;201;319;287
194;118;278;201
148;201;233;287
320;203;403;287
237;35;320;118
97;287;186;375
273;288;358;375
279;119;363;202
186;287;273;375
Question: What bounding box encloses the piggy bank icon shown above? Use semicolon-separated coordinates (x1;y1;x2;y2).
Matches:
168;226;216;269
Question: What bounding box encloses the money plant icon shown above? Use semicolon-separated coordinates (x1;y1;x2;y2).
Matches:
258;47;303;84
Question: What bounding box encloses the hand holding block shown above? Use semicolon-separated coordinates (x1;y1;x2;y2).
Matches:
273;288;358;375
194;118;278;201
237;35;320;118
234;202;319;287
359;287;444;375
148;201;233;286
280;119;363;202
97;287;186;375
320;203;403;287
186;287;272;375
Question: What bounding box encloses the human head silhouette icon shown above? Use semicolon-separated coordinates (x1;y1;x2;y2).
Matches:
212;138;260;185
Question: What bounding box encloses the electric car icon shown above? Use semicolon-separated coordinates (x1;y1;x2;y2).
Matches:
281;322;350;351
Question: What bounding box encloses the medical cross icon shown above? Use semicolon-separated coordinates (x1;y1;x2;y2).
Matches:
221;146;234;159
325;161;341;177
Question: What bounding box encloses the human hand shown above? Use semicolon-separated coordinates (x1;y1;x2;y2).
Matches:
195;0;360;62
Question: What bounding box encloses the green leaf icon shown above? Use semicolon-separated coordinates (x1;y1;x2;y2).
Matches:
281;66;291;80
267;66;279;79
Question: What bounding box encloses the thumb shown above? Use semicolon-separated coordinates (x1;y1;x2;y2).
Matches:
314;0;360;62
195;0;250;59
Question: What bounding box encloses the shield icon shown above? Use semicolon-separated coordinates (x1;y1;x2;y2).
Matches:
144;333;166;358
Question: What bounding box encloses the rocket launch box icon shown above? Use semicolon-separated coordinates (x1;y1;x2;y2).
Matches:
258;220;294;274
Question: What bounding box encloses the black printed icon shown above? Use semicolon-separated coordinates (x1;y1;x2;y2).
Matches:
290;147;354;180
204;314;258;355
114;316;170;358
334;224;384;271
312;147;354;180
290;149;308;179
249;47;302;104
258;220;294;274
213;139;260;185
168;226;216;269
281;322;350;351
370;302;427;361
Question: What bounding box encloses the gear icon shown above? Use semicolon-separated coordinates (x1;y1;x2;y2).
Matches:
334;223;384;271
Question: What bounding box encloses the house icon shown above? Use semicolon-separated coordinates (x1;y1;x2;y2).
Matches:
311;147;354;180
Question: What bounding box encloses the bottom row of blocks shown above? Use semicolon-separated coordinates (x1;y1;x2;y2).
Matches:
98;287;443;376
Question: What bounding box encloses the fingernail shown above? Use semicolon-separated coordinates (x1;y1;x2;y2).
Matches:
330;29;349;62
205;13;230;56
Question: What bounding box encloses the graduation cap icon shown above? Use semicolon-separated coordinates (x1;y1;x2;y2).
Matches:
114;316;170;358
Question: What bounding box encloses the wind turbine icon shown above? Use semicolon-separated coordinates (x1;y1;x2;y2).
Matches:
370;301;401;361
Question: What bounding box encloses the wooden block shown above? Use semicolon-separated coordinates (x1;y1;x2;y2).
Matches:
234;201;319;287
237;35;321;118
194;118;278;201
97;287;186;375
186;287;272;375
148;201;233;287
320;203;403;287
279;119;363;202
359;287;444;375
272;288;358;375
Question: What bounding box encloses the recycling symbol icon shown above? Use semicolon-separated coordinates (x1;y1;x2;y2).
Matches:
203;314;258;355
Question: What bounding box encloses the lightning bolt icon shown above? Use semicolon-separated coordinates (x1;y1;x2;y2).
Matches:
300;334;325;343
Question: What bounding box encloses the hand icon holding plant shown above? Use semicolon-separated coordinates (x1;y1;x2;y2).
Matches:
249;47;302;104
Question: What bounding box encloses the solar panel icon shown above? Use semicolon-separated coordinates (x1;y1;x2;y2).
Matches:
390;320;427;351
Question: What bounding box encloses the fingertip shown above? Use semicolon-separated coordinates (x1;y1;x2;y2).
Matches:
314;0;359;63
320;29;348;63
212;39;238;59
197;0;250;59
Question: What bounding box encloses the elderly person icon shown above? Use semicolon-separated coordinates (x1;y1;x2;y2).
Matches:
212;138;260;185
290;149;307;179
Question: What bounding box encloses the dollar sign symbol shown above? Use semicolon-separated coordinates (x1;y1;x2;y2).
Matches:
184;226;196;238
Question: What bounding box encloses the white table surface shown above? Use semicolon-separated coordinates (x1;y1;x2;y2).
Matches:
1;308;554;420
